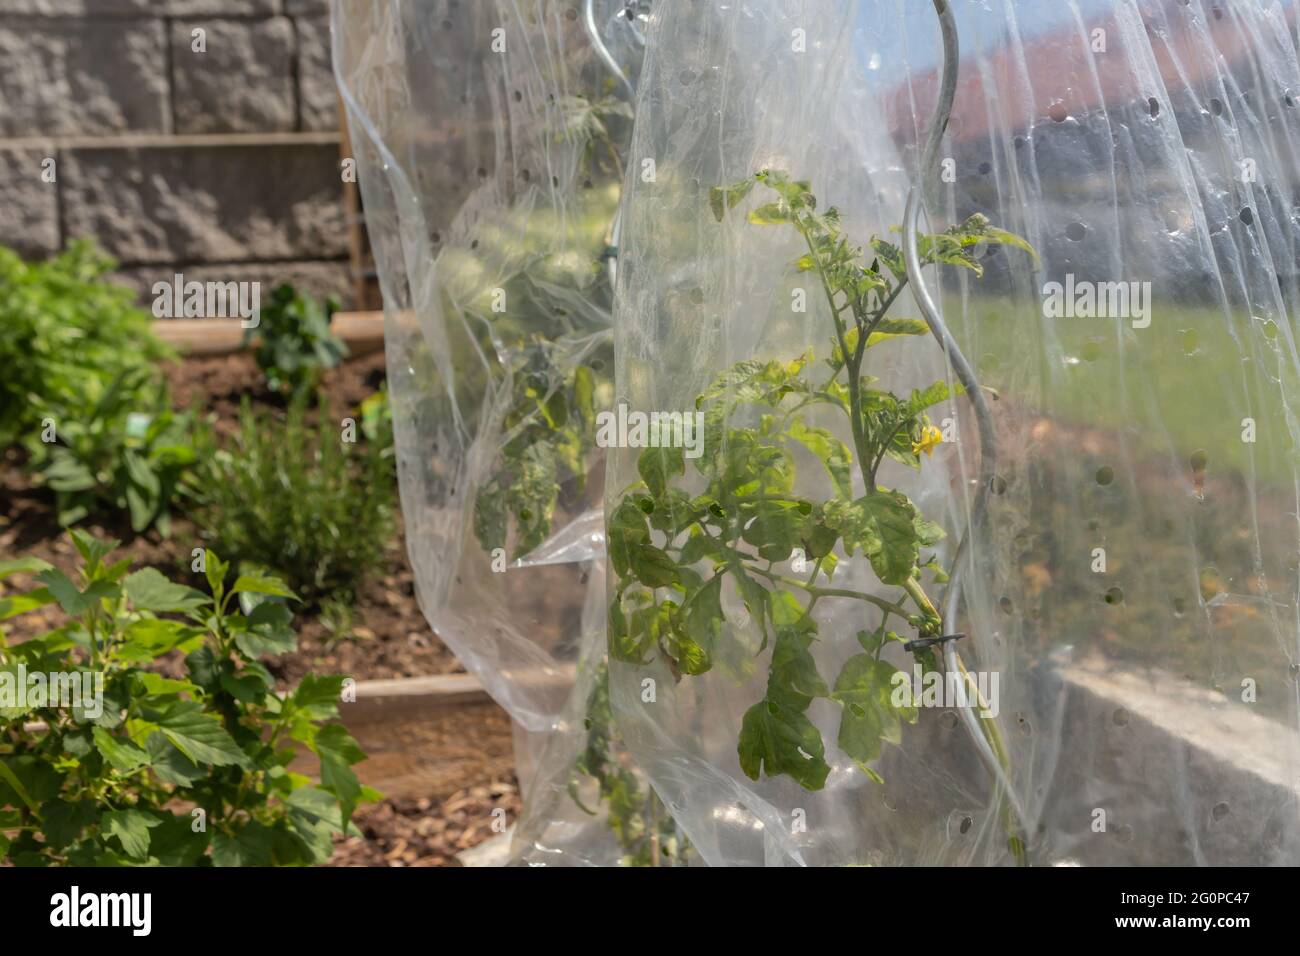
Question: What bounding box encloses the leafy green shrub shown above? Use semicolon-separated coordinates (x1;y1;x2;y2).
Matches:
0;531;374;866
187;397;395;605
242;283;346;394
0;241;171;448
0;241;191;534
24;368;195;534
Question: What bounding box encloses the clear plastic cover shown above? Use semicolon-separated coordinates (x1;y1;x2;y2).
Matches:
605;0;1300;867
332;0;681;865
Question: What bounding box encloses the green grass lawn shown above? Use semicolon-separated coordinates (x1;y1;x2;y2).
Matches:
952;294;1299;488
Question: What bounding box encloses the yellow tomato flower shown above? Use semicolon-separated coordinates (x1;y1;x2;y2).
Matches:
912;424;943;457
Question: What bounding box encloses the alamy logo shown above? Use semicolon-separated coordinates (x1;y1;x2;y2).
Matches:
595;403;706;459
892;664;1000;718
49;886;151;936
0;666;103;718
152;273;261;328
1041;273;1151;329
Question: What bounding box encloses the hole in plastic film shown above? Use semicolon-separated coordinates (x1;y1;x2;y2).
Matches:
1065;221;1087;241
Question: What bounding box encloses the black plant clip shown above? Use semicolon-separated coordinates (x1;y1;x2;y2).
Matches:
904;632;966;653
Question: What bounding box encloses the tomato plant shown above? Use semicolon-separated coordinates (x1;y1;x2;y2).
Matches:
607;171;1032;838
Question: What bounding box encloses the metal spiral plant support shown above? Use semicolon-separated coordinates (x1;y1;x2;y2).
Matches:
584;0;651;286
584;0;636;100
902;0;1032;846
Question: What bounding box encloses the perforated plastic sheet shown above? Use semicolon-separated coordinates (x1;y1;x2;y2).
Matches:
606;0;1300;866
332;0;658;865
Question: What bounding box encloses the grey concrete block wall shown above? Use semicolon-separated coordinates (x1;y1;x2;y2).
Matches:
296;15;338;133
62;140;348;264
9;2;283;15
115;260;352;307
0;147;60;260
0;17;170;137
172;18;297;134
0;1;353;307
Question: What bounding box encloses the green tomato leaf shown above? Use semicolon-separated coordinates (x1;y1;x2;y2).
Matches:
866;317;930;348
682;574;725;658
628;544;678;589
637;445;685;498
786;421;853;498
607;499;650;578
737;698;830;790
740;500;804;563
833;654;916;778
748;202;794;225
708;179;756;221
608;596;656;664
767;625;828;712
826;492;919;586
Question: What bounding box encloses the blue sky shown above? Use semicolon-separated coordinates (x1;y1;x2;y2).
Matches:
854;0;1296;74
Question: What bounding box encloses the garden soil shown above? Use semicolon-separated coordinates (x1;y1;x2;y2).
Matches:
0;349;524;866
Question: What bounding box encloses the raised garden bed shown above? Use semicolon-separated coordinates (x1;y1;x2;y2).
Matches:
0;332;522;867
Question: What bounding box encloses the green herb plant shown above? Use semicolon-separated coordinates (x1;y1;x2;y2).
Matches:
0;531;374;865
187;397;395;608
607;170;1033;859
25;367;195;535
242;283;346;395
0;241;190;534
0;240;171;449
